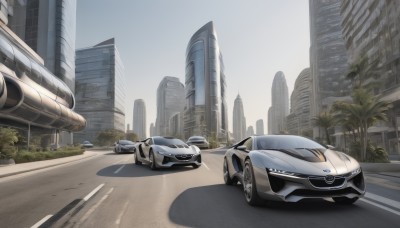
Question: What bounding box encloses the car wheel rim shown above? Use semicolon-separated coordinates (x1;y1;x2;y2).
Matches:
223;159;229;182
243;164;252;201
149;153;154;167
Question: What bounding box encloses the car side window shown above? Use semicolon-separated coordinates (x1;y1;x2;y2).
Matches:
245;138;253;151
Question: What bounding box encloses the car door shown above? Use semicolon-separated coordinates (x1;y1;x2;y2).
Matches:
235;137;253;167
142;138;153;161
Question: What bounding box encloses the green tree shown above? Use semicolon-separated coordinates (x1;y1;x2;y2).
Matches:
96;129;125;146
313;111;335;145
0;127;19;159
332;89;391;161
126;132;139;142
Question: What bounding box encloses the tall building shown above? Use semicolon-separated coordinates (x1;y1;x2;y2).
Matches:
0;1;84;137
149;123;155;137
156;76;185;136
133;99;146;140
340;0;400;156
232;94;246;142
268;71;289;134
286;68;312;136
309;0;351;137
246;126;254;137
74;38;125;143
256;119;264;135
184;21;228;139
8;0;77;92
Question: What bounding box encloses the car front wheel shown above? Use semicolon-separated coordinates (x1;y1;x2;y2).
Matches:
243;159;262;206
223;158;234;185
149;151;157;170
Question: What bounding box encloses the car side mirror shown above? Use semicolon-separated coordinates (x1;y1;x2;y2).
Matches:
327;145;335;150
236;145;247;151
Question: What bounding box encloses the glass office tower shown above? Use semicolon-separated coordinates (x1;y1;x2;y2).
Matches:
74;38;125;143
232;94;246;142
133;99;147;140
184;21;228;139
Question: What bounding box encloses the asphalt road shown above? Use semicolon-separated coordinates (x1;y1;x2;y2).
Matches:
0;149;399;228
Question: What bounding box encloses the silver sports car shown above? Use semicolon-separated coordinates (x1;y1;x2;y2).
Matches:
135;136;202;169
223;135;365;206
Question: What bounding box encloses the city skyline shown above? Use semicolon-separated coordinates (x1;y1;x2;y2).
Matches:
75;0;310;135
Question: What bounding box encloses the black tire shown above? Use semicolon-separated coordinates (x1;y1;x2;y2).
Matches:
223;158;234;185
192;164;200;169
149;150;157;170
333;197;359;205
243;159;262;206
134;153;142;165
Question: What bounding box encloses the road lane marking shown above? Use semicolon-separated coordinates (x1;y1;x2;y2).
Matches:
114;164;126;174
83;183;105;201
202;162;210;170
79;188;114;224
115;201;129;225
31;214;53;228
365;192;400;210
360;198;400;216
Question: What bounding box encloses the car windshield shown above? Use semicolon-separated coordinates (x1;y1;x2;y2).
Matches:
119;140;134;145
83;141;91;144
256;135;325;150
189;136;205;141
154;137;186;146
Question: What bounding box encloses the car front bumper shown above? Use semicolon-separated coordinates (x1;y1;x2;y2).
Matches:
154;153;202;168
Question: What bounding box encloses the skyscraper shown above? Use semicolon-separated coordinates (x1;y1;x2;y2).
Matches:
149;123;155;137
309;0;351;137
8;0;77;92
246;126;254;137
184;21;228;139
268;71;289;134
133;99;147;140
74;38;125;143
156;76;184;136
256;119;264;135
232;94;246;142
286;68;312;136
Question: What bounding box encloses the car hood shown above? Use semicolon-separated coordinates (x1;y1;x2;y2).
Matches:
156;145;197;154
258;149;360;176
120;144;135;147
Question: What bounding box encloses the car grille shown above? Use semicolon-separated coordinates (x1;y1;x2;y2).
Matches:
175;154;194;160
290;187;359;197
308;176;346;188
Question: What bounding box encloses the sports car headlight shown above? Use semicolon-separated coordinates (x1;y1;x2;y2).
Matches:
157;151;172;156
351;167;361;176
267;168;305;178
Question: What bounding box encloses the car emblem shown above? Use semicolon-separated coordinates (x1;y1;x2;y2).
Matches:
324;175;335;184
323;169;331;173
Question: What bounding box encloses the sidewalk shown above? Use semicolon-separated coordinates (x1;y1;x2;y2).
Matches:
0;150;99;178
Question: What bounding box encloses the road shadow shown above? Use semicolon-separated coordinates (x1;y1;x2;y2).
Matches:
103;152;134;155
168;184;370;228
96;163;196;178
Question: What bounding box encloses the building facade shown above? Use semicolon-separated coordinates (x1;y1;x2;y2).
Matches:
74;38;125;143
340;0;400;156
256;119;264;135
184;21;228;140
133;99;147;140
232;94;246;142
268;71;289;134
156;76;184;136
286;68;312;136
309;0;351;138
9;0;77;92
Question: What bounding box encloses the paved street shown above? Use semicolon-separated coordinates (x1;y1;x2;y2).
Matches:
0;149;399;228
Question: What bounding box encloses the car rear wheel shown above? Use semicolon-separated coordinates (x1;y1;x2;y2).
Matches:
243;159;262;206
134;153;142;165
149;151;157;170
223;158;234;185
333;197;359;205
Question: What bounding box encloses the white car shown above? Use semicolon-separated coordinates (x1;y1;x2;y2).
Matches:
135;136;201;170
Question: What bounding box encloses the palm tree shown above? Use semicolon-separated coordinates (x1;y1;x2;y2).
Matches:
313;112;335;145
332;89;392;161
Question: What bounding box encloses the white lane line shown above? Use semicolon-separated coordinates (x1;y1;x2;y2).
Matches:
202;162;210;170
31;214;53;228
365;192;400;210
115;201;129;225
360;198;400;216
114;164;126;174
83;183;105;201
79;188;114;224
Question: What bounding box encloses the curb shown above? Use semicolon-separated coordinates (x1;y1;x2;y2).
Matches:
0;153;98;178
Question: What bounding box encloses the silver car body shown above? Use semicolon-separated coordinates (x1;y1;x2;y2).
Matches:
186;136;209;149
224;135;365;203
135;136;201;169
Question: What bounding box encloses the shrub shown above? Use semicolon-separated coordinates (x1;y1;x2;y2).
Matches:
0;127;19;159
349;140;389;163
13;146;84;163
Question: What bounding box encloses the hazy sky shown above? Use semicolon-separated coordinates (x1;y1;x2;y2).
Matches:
76;0;310;135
